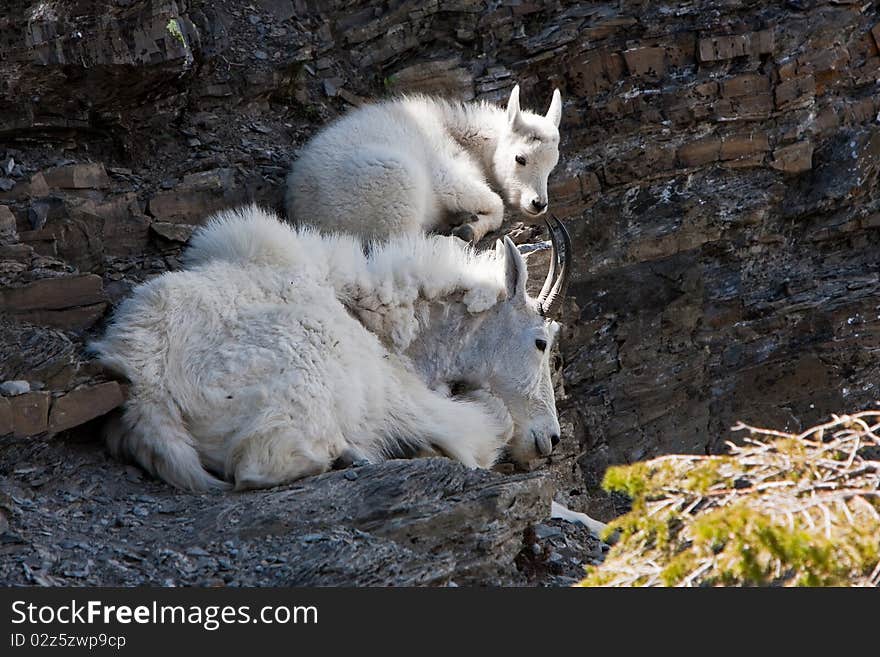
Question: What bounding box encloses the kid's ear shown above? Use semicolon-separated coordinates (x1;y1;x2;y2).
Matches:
506;84;522;129
546;88;562;127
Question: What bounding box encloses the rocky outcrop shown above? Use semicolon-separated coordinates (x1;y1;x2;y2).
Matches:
0;441;564;586
1;0;879;559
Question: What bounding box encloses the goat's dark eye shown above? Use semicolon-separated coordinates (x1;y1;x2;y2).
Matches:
515;155;527;166
535;338;547;352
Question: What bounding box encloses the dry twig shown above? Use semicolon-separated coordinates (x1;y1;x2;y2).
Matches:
581;410;880;587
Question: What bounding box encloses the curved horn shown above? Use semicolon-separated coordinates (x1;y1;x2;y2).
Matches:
537;217;558;305
539;215;571;319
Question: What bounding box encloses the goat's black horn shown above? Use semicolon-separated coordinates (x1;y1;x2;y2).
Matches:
539;215;571;319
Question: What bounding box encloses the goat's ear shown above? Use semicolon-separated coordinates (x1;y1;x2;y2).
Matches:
506;84;522;129
502;236;528;304
546;88;562;127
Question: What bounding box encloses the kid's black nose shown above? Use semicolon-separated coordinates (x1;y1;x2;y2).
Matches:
531;198;547;211
550;434;560;447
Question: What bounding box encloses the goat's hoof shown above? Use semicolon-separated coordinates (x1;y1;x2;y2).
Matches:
448;210;478;226
452;224;476;243
332;448;372;470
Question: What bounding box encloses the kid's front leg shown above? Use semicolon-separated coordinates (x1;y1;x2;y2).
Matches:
449;186;505;244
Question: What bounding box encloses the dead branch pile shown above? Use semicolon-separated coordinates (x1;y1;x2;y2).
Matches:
580;410;880;587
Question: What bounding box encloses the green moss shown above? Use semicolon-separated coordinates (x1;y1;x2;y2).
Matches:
684;460;726;494
602;462;651;500
166;18;187;48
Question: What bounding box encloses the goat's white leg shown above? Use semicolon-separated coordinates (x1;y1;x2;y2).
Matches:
451;188;505;243
391;380;511;469
420;396;509;468
432;389;514;467
550;500;609;540
434;158;505;243
228;425;333;490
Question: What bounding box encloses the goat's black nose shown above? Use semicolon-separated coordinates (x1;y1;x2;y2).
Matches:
531;198;547;211
550;434;560;447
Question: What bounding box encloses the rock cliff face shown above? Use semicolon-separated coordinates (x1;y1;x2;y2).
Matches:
1;1;879;579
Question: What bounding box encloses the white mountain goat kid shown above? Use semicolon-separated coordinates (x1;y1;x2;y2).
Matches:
89;205;574;493
285;85;562;243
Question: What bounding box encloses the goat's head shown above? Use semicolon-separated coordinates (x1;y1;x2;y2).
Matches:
458;217;572;463
492;84;562;221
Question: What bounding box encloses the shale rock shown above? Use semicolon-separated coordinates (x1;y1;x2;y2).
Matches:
0;442;554;586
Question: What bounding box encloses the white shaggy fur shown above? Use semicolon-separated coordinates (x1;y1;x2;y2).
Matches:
90;206;562;492
286;85;562;244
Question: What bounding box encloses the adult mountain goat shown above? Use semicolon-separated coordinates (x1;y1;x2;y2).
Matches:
286;85;562;243
90;205;572;492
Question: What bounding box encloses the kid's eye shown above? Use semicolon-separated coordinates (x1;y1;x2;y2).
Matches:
515;155;527;166
535;338;547;352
